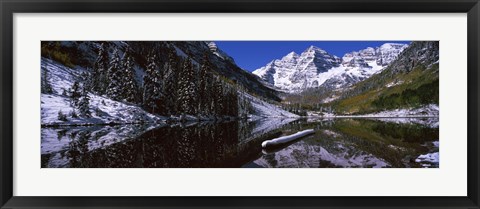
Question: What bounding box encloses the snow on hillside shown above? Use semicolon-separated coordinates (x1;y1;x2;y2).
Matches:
41;58;164;126
372;117;439;128
308;104;438;119
361;104;439;117
244;93;298;118
306;105;439;129
41;58;297;126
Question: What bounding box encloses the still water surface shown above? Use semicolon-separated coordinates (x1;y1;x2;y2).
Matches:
41;118;439;168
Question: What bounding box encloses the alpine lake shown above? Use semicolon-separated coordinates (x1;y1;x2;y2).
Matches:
41;117;439;168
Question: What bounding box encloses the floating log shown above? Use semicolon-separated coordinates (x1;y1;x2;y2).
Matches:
261;129;315;148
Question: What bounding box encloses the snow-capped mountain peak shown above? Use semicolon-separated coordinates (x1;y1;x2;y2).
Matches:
306;45;326;53
380;42;407;50
252;43;408;93
284;51;299;59
377;43;409;66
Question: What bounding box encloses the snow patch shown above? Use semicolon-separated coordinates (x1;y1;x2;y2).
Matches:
41;58;164;126
386;80;404;88
321;94;340;103
415;152;439;164
320;104;438;119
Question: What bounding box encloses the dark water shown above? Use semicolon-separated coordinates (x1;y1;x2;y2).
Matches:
41;118;439;168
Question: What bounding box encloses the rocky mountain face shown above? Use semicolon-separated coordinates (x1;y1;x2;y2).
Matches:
253;43;408;93
379;41;439;75
207;42;236;64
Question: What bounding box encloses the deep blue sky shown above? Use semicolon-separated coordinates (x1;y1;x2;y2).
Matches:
215;41;411;72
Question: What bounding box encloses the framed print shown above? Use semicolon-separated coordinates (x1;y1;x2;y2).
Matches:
1;0;479;208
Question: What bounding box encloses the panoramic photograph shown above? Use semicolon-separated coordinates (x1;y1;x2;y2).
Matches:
40;41;439;168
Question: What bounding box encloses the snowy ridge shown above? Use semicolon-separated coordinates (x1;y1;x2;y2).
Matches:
253;43;408;93
41;58;164;126
342;43;408;67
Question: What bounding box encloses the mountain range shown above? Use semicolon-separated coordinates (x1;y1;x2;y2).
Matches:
252;43;408;93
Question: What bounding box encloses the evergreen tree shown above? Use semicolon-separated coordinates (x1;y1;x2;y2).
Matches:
163;49;179;115
177;58;198;115
106;49;123;100
227;87;239;117
122;47;138;103
57;110;67;121
212;77;224;116
91;42;109;94
143;54;155;111
94;106;102;116
198;53;211;116
206;76;216;115
143;53;164;114
41;65;53;94
80;71;89;83
69;110;78;118
62;89;68;96
78;85;91;117
69;81;81;107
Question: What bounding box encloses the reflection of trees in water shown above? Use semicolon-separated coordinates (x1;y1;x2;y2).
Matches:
331;119;438;167
57;129;67;141
237;119;253;142
50;119;289;168
66;131;91;167
58;121;257;168
371;121;438;143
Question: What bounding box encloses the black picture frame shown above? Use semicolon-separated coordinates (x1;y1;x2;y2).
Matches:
1;0;479;208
